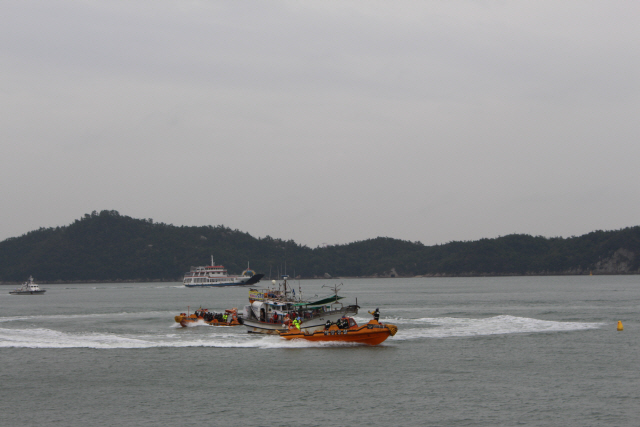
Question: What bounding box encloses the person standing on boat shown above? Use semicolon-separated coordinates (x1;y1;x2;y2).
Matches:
338;316;349;329
368;308;380;321
292;318;301;330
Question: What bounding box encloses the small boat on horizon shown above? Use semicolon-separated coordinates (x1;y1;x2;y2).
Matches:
9;276;46;295
183;256;264;287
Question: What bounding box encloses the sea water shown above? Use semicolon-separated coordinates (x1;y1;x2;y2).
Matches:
0;276;638;426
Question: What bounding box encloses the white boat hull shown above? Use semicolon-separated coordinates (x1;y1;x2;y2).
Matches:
9;290;46;295
184;274;264;287
242;306;358;335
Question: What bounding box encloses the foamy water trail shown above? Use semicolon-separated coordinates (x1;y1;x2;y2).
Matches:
0;328;156;349
183;319;207;327
0;311;174;323
0;315;605;348
390;315;604;340
0;327;362;349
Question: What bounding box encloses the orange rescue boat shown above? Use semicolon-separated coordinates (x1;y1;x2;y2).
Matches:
278;316;397;345
175;307;242;327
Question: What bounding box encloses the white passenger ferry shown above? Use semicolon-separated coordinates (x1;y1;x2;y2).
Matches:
183;257;263;287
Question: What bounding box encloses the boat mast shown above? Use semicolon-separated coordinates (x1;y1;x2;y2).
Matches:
283;275;290;298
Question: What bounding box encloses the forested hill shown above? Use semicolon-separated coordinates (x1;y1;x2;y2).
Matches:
2;210;640;282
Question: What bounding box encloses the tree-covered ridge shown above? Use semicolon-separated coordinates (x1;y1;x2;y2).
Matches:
1;210;639;282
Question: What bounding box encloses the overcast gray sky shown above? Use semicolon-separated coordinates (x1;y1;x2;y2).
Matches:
2;1;639;248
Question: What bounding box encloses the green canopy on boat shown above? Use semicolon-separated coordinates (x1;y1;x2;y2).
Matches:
293;295;344;307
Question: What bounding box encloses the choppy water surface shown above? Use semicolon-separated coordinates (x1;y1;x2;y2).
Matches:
1;276;638;426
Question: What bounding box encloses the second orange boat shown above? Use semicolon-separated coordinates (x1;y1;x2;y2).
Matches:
175;307;242;327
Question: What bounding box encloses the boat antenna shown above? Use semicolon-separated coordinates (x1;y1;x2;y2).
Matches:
322;283;342;303
211;255;214;266
282;274;291;298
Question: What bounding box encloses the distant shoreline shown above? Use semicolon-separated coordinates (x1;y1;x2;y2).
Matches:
2;271;637;285
3;212;640;281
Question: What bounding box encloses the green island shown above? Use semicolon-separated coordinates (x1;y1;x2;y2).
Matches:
1;210;639;283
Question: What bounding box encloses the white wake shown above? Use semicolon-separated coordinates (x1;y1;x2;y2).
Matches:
0;315;604;348
390;314;604;340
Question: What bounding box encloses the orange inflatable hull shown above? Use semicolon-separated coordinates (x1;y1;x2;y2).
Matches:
174;308;241;328
176;315;242;327
279;320;397;345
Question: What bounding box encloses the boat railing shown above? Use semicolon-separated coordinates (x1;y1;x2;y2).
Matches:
248;289;288;302
295;304;358;320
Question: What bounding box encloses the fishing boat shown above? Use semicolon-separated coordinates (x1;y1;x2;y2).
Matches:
183;257;264;287
9;276;46;295
278;314;398;345
174;307;241;327
241;277;359;334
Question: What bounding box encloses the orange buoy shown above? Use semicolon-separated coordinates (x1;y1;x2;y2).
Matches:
617;321;624;331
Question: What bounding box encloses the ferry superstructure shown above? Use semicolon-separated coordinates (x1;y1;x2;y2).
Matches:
183;257;263;287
